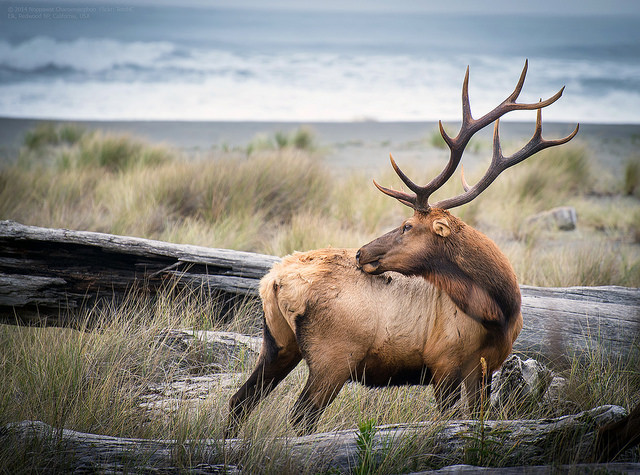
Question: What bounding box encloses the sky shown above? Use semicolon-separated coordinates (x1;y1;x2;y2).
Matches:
46;0;640;16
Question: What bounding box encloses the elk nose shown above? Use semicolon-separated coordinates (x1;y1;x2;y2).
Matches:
355;250;361;264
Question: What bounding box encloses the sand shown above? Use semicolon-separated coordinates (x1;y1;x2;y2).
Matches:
0;117;638;174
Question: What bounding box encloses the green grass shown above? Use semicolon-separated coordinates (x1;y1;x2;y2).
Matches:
246;126;317;156
1;125;639;471
427;128;448;149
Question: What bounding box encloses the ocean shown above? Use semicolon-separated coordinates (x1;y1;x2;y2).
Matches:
1;3;639;123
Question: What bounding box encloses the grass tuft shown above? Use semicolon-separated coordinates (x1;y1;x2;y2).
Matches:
354;418;379;474
70;132;174;172
247;126;316;156
22;122;86;151
623;155;640;198
512;145;593;202
23;122;60;150
427;128;448;149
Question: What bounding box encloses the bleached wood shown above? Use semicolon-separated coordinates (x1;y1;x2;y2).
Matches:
0;220;638;359
3;406;636;473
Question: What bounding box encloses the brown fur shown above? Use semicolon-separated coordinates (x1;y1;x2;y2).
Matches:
227;208;523;435
225;63;581;435
358;209;521;328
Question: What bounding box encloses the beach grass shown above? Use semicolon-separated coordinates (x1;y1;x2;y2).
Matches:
1;124;639;471
2;124;638;287
624;155;640;198
0;287;638;472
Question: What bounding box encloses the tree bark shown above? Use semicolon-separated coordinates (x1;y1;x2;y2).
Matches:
2;405;637;473
1;220;638;358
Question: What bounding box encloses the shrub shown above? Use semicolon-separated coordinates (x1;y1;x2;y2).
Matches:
248;127;316;155
22;123;86;150
291;126;315;150
427;128;447;149
246;133;275;156
58;123;85;145
514;145;593;201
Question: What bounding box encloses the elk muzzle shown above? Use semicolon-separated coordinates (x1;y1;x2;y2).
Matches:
356;228;400;274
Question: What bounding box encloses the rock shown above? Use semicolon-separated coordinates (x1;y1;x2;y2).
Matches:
524;206;577;231
491;354;553;410
543;375;568;405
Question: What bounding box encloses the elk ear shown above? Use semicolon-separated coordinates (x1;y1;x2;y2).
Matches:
432;218;451;237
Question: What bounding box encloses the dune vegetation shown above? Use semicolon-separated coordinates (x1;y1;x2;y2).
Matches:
0;123;639;472
3;122;639;287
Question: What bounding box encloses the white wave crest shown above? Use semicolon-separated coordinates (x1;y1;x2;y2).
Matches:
0;36;175;72
0;38;638;123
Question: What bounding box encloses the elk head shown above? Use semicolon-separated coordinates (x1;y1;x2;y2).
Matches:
356;61;578;324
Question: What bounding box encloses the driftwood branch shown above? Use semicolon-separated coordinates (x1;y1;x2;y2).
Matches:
2;406;638;473
1;220;638;358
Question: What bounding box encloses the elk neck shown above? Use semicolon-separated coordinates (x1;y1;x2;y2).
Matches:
418;210;521;329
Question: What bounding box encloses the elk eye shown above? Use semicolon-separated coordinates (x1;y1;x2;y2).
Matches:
402;223;412;233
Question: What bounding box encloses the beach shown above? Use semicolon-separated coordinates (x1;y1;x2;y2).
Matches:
1;118;637;176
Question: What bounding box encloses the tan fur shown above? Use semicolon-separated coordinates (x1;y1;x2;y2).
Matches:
228;217;523;435
226;245;523;434
225;63;578;434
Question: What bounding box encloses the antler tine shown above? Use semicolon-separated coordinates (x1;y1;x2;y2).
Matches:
374;67;472;212
372;154;420;208
461;65;472;125
388;154;423;195
473;60;565;133
373;179;416;209
433;108;580;210
373;61;576;212
419;60;563;204
460;165;471;192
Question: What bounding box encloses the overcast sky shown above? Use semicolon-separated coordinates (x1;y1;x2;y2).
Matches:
214;0;640;15
49;0;640;16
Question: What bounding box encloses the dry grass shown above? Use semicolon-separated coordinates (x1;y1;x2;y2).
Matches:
2;124;638;287
1;287;637;472
1;124;639;471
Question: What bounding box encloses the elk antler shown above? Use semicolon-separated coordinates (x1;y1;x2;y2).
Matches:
374;60;579;212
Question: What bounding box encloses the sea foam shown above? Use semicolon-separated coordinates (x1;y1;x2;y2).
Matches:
1;9;639;123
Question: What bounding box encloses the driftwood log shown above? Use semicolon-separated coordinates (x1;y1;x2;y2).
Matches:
0;220;279;325
2;405;638;473
1;220;639;359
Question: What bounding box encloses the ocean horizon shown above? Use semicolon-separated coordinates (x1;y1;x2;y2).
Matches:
1;3;639;124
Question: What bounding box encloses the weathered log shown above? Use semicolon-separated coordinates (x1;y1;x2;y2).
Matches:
2;406;638;473
516;285;640;360
0;220;278;325
0;220;638;359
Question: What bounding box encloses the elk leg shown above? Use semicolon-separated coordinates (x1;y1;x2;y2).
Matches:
226;334;301;438
596;402;640;462
289;365;350;435
433;372;463;414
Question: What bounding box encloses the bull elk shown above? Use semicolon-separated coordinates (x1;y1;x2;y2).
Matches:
227;61;579;435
